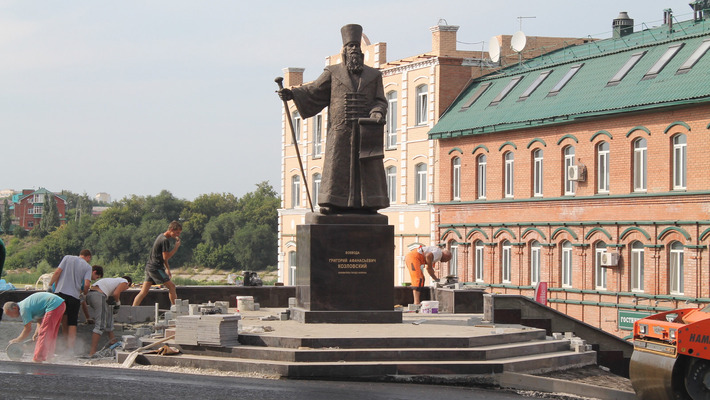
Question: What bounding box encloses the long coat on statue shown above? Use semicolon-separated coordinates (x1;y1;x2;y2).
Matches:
291;63;389;211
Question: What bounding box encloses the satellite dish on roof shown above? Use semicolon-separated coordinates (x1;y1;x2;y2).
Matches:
488;36;500;63
511;31;527;53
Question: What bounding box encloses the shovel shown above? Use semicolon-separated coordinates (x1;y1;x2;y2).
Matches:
6;339;35;361
121;335;175;368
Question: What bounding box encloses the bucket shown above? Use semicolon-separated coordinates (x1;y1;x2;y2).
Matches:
236;296;255;311
420;300;439;314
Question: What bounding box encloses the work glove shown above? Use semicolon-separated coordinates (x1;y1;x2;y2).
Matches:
113;300;121;314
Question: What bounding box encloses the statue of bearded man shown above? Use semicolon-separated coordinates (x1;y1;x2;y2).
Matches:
279;24;389;214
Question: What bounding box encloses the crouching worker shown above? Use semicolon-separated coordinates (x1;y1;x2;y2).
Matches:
87;275;132;357
3;292;66;362
405;245;452;305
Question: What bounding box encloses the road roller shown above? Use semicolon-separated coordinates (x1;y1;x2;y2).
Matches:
630;304;710;399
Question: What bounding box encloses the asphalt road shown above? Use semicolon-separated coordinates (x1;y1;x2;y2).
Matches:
0;361;527;400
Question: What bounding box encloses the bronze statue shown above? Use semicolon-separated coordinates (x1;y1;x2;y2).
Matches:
279;24;389;214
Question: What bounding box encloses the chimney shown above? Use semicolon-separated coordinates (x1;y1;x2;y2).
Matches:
612;12;634;39
282;67;305;87
431;24;459;56
690;0;710;21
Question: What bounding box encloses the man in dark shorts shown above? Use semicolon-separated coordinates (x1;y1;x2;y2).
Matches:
132;221;182;306
48;249;97;352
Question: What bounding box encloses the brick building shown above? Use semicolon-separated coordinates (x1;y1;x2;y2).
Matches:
12;188;67;231
278;24;586;286
429;9;710;337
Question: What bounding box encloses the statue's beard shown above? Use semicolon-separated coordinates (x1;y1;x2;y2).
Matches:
344;50;364;74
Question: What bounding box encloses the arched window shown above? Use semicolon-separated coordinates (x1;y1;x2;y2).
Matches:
386;91;398;148
672;134;687;190
452;157;461;201
597;142;610;193
312;173;321;207
564;146;576;195
502;240;512;283
670;241;684;294
291;175;301;208
504;152;514;198
477;154;487;199
386;166;397;204
594;241;607;290
533;149;543;197
415;163;427;203
449;243;458;276
561;241;573;288
631;241;644;292
415;84;428;125
633;138;647;192
474;240;485;282
530;240;541;285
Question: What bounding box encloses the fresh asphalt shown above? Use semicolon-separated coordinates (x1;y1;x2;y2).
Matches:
0;361;528;400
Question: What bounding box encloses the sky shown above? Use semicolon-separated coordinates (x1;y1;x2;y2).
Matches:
0;0;695;202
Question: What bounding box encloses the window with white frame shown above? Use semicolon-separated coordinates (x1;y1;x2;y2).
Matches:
452;157;461;201
631;241;644;292
533;149;543;197
386;91;397;148
449;243;458;276
313;114;322;157
673;134;687;190
502;240;512;283
561;241;573;288
288;251;297;286
595;241;607;290
291;111;302;143
415;84;428;125
312;173;321;207
633;138;647;192
30;206;43;215
670;241;684;294
597;142;610;193
32;194;45;203
386;166;397;204
291;175;300;208
530;241;541;285
564;146;576;195
477;154;487;199
504;152;514;198
415;163;427;203
475;241;485;282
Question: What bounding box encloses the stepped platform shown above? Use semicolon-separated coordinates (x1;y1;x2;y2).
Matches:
116;308;596;381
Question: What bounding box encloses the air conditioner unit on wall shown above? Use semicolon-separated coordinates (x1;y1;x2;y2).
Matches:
567;164;587;182
601;252;620;267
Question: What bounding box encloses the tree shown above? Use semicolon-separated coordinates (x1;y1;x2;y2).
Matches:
2;199;13;234
40;194;60;233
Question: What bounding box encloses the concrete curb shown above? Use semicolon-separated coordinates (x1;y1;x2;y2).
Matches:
496;372;636;400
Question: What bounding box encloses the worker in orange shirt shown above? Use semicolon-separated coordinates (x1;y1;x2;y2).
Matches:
405;245;451;305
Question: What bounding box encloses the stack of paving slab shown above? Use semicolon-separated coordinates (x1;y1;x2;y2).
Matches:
175;314;241;347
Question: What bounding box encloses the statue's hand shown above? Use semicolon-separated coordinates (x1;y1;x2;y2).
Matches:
278;88;294;101
370;111;384;124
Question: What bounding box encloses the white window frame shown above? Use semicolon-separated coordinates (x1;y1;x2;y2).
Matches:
386;166;397;204
597;142;610;193
475;241;485;282
415;84;428;125
595;242;607;290
502;241;511;283
670;241;684;294
288;251;297;286
386;91;397;148
561;241;573;288
530;241;541;285
292;111;302;143
631;241;644;292
291;175;301;208
415;163;427;203
477;154;487;199
312;173;321;207
564;146;576;195
504;152;514;198
452;157;461;201
673;134;687;190
32;194;45;203
533;149;543;197
313;114;322;157
633;138;647;192
449;243;458;276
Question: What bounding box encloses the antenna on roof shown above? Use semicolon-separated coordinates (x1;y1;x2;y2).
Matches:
517;16;536;31
488;36;501;63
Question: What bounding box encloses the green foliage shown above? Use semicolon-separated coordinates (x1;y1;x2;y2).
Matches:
2;199;11;234
40;194;60;233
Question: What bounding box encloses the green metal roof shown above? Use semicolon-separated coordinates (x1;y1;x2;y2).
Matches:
429;17;710;139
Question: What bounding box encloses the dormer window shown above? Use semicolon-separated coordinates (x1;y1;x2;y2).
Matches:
607;51;646;86
643;43;684;80
547;64;583;97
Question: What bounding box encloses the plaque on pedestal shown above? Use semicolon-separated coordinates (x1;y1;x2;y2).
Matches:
291;215;401;323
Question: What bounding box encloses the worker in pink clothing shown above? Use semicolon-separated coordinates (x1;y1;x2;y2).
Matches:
3;292;66;362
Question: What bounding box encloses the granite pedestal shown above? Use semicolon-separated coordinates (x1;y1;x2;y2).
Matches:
291;213;402;323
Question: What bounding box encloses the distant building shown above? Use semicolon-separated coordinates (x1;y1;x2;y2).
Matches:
12;188;67;231
94;192;111;204
0;189;15;199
